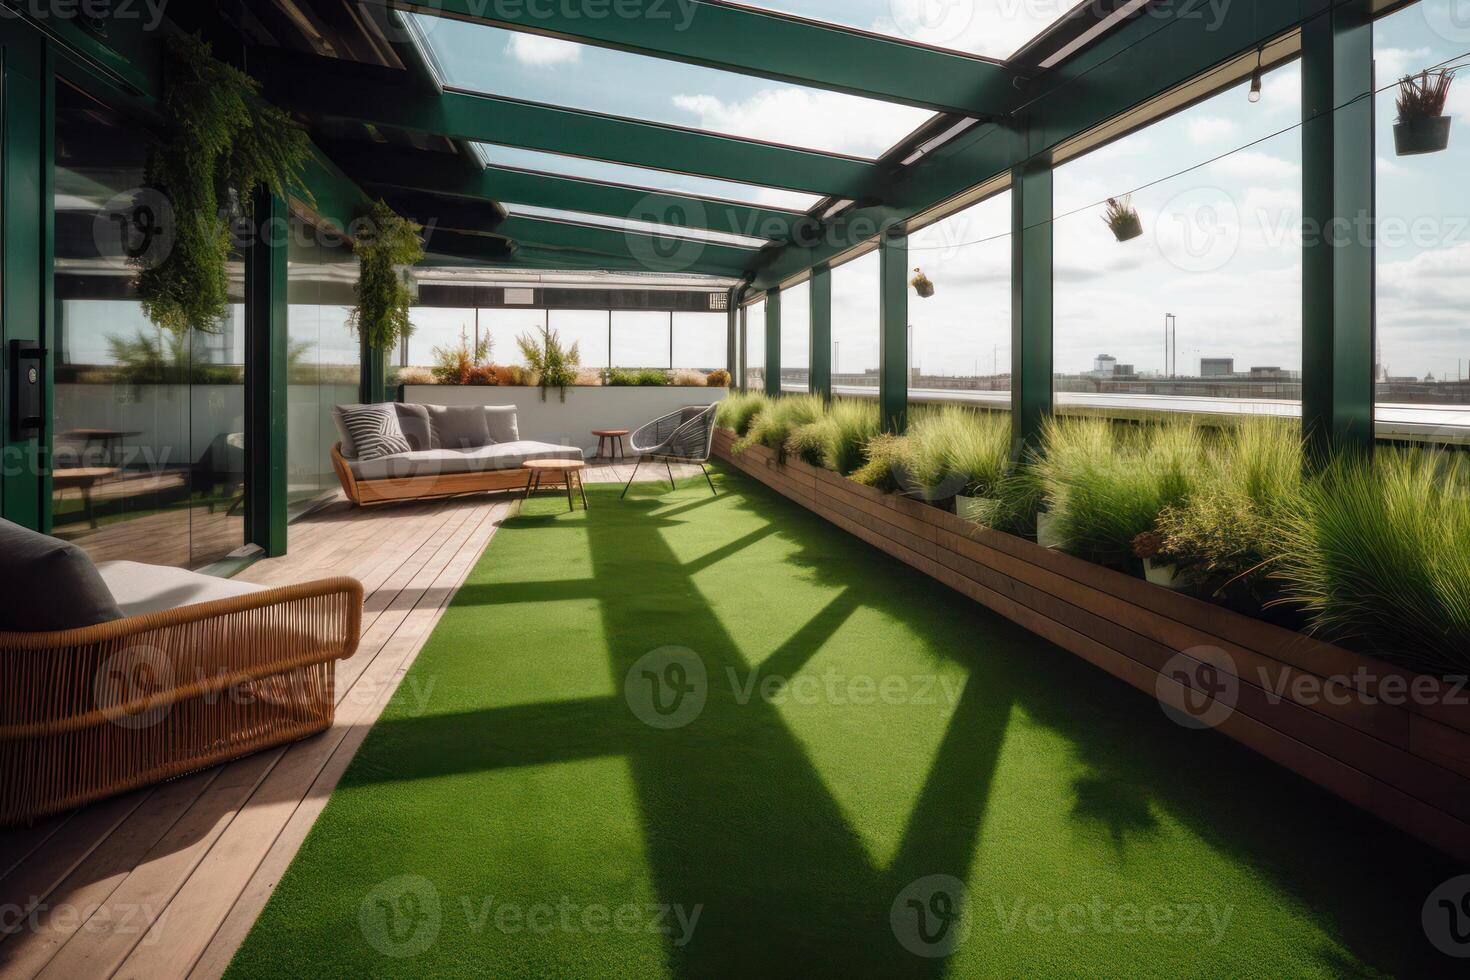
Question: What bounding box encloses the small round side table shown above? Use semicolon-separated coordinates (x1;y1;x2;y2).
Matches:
591;429;630;462
523;459;589;511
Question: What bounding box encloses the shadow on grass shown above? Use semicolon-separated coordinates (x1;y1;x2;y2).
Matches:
344;464;1454;977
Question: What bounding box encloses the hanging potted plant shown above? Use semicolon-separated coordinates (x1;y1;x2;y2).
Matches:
135;33;312;335
910;267;935;298
350;200;426;352
1102;196;1143;242
1395;70;1455;156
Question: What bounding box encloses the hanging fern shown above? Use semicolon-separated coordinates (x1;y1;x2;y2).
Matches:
350;200;426;351
135;33;311;334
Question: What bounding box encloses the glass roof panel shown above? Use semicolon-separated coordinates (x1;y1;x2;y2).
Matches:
408;15;933;159
503;203;770;249
727;1;1080;61
474;143;823;212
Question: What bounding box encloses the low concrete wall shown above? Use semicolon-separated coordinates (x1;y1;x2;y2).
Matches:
401;385;726;456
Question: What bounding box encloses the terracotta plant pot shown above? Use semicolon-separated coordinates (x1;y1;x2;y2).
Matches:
1394;115;1452;156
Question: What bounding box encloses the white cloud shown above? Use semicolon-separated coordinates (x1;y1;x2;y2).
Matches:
1206;151;1301;182
1375;46;1434;82
505;33;581;68
1188;116;1239;145
670;88;930;159
878;0;1071;60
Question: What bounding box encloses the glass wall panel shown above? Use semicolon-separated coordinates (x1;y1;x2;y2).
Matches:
404;307;480;371
781;281;811;392
550;310;610;369
908;192;1012;406
673;313;727;373
484;308;548;367
1053;62;1303;417
743;298;766;390
1375;0;1470;419
287;215;360;517
612;311;672;369
52;81;245;568
831;250;880;391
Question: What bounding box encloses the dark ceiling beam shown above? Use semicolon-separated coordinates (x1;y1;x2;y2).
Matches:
327;145;804;242
494;215;758;278
373;0;1016;116
255;48;882;198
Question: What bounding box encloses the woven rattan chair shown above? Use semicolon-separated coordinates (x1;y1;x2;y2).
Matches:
0;577;362;825
620;405;718;498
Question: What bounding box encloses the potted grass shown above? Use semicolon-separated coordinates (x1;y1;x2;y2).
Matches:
1395;70;1455;156
1102;196;1143;242
910;267;935;298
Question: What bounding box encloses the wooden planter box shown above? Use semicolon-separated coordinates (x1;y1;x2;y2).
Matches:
714;429;1470;864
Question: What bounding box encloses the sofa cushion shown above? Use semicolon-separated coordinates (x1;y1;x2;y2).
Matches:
426;405;491;449
393;403;433;451
0;519;122;631
335;404;412;461
97;561;266;619
484;405;520;443
347;441;583;481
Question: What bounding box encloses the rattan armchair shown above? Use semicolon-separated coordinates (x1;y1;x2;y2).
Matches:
620;405;718;498
0;577;362;825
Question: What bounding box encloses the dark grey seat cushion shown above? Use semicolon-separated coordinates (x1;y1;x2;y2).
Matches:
426;405;491;449
0;519;122;631
348;441;583;481
334;404;412;461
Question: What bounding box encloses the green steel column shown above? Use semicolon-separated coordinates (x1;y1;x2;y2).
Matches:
1;33;49;530
1302;2;1376;459
245;189;290;557
360;340;388;404
809;265;832;400
725;286;740;383
878;232;909;432
764;288;781;396
1011;161;1054;457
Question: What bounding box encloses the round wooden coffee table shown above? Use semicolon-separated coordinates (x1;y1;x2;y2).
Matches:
523;459;589;511
591;429;630;461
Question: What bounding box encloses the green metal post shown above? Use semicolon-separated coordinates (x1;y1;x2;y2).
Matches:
1301;2;1376;460
878;232;909;432
245;190;290;557
764;288;781;397
1011;160;1054;458
725;286;740;384
809;265;832;400
361;340;388;404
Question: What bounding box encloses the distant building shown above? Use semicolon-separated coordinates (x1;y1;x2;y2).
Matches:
1092;354;1118;378
1114;364;1136;378
1201;358;1235;377
1249;366;1286;379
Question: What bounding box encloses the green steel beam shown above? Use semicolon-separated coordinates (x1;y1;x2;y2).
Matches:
809;266;832;400
726;287;742;380
257;50;879;199
878;233;908;433
378;0;1016;115
245;190;290;557
764;288;781;397
1011;160;1054;456
750;0;1318;289
1301;2;1376;459
329;145;803;242
495;215;757;278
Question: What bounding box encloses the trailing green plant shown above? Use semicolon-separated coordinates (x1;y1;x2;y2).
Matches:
904;406;1011;502
517;326;581;402
350;200;425;351
136;33;311;335
851;433;915;494
430;329;490;385
1273;448;1470;677
1036;418;1203;569
735;394;825;462
715;392;771;437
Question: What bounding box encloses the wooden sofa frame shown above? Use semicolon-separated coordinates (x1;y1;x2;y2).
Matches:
332;443;536;506
0;577;363;825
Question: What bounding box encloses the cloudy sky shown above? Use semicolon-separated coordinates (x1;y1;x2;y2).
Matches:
414;2;1470;385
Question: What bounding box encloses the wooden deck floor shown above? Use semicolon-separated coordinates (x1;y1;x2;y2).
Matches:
0;461;700;979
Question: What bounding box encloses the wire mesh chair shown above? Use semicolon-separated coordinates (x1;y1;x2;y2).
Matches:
620;405;719;498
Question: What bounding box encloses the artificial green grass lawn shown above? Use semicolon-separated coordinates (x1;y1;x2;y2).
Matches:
227;465;1457;978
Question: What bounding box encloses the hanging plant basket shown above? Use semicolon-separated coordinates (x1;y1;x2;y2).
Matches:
910;268;935;298
1102;196;1143;243
1394;70;1455;156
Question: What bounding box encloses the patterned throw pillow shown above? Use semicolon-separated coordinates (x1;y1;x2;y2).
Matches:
337;404;412;461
